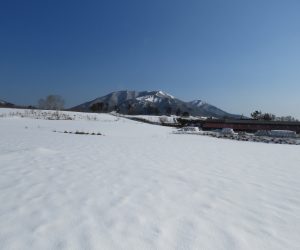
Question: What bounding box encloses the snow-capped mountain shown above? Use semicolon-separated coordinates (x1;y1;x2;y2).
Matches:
136;91;175;103
72;90;239;118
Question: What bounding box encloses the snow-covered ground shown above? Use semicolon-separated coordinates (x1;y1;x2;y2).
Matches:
119;114;178;124
119;114;205;125
0;108;300;250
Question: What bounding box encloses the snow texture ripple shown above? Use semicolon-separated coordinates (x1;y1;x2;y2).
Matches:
0;109;300;249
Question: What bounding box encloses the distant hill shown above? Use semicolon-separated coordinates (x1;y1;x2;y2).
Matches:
0;99;15;108
72;90;240;118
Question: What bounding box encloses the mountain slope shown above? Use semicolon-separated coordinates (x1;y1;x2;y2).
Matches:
0;99;15;108
72;90;239;118
189;100;240;118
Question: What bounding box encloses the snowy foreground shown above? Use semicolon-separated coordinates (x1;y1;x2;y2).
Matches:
0;109;300;250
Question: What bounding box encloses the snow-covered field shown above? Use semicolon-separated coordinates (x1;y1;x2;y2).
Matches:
0;108;300;250
119;114;179;125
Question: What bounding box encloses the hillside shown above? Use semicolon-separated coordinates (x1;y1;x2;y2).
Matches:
0;99;14;108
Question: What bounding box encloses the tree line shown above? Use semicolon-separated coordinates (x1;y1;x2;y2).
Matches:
89;101;190;116
251;110;298;122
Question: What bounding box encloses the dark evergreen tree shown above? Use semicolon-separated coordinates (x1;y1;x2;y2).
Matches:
90;102;104;112
182;111;190;117
165;106;172;116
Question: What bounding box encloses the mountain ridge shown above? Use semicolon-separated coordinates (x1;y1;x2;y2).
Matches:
71;90;240;118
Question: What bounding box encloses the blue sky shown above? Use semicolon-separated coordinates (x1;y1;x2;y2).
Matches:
1;0;300;117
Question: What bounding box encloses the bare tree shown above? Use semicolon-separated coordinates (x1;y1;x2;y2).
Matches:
38;95;65;110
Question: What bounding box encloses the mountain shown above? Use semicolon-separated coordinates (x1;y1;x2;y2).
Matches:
188;100;239;118
71;90;240;118
0;99;15;108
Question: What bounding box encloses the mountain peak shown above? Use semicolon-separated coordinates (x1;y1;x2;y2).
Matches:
135;90;174;104
155;90;175;99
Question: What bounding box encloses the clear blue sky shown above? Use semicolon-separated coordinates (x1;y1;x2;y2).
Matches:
1;0;300;117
